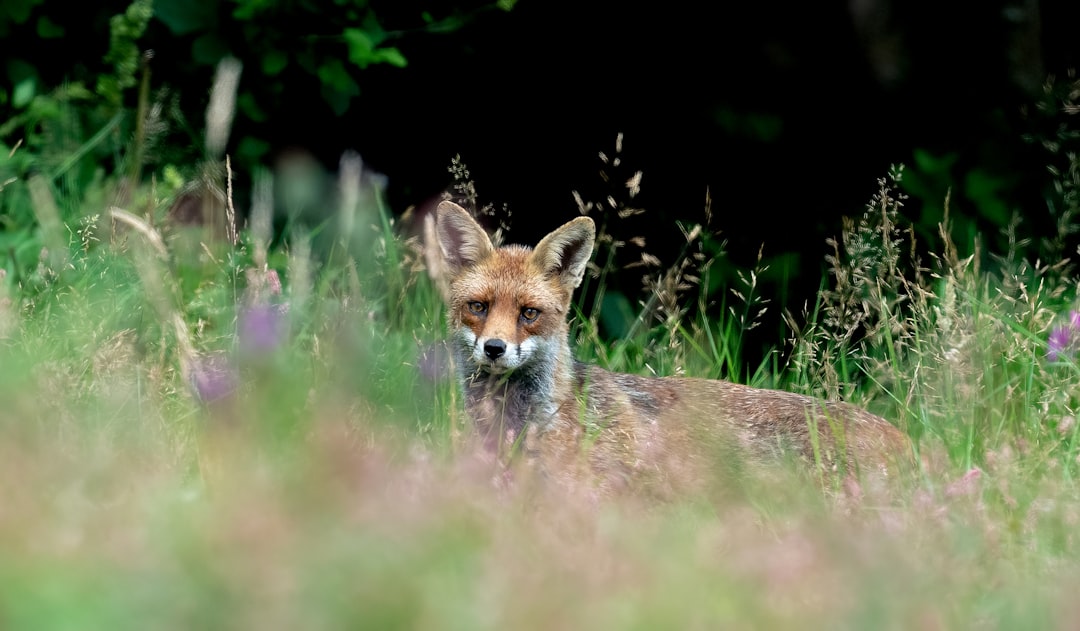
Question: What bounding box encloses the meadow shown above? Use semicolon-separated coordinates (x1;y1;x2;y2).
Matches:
3;63;1080;630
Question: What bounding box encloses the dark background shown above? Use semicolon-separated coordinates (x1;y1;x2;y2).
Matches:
203;0;1079;275
299;0;1078;332
351;0;1075;243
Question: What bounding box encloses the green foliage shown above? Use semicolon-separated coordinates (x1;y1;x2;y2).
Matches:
902;147;1024;258
1;1;159;277
151;0;496;164
96;0;154;107
1;0;510;197
0;0;47;38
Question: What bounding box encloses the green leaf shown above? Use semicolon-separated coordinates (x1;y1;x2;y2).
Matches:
322;87;350;116
12;76;35;109
231;0;277;19
344;27;377;68
237;136;271;164
376;47;407;68
155;0;218;35
238;92;268;123
3;0;44;24
192;33;229;65
318;59;356;92
964;169;1011;228
912;148;957;175
344;28;406;69
599;291;635;339
35;15;63;38
262;50;288;76
318;58;360;115
6;59;37;109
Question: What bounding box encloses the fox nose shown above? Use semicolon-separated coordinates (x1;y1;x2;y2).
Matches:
483;339;507;360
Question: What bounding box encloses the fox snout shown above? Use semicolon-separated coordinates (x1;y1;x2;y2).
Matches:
483;339;507;360
450;298;535;373
461;325;532;371
455;325;533;374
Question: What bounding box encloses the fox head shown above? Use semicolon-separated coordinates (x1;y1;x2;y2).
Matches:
434;201;595;377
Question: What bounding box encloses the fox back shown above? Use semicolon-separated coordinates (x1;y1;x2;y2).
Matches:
434;201;912;493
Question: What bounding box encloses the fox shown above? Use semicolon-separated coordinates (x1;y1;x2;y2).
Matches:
433;200;913;494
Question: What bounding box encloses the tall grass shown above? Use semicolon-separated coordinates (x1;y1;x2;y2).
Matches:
3;62;1080;628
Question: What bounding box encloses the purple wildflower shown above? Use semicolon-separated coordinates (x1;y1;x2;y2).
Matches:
190;352;238;402
418;341;454;383
1047;309;1080;362
238;303;286;357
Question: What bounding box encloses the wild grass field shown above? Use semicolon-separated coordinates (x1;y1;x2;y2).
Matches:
4;61;1080;630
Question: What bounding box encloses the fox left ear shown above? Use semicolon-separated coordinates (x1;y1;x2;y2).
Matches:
435;201;495;277
531;216;596;289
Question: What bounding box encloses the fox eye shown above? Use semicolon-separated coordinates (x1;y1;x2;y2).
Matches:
466;301;487;315
521;307;540;322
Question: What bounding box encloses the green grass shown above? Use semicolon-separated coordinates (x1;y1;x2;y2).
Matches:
4;95;1080;630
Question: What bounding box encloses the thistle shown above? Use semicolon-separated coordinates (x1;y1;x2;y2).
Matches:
1046;309;1080;363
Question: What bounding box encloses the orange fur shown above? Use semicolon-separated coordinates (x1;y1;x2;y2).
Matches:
435;201;913;494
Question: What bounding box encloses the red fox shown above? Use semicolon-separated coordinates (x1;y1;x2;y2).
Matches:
434;200;912;493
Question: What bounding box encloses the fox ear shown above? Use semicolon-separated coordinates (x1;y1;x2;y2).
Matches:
435;201;495;276
531;216;595;289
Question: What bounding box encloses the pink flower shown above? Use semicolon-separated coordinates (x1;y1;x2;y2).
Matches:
238;304;287;357
189;352;238;402
1048;309;1080;362
945;467;982;498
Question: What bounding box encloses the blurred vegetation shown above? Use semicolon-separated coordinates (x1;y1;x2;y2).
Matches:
2;3;1080;627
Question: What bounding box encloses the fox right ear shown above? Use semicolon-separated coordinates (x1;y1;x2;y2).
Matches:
531;216;595;290
435;201;495;276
